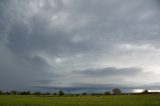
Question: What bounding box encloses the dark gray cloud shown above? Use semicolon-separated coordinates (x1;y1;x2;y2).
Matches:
73;67;142;77
0;52;54;89
0;0;160;91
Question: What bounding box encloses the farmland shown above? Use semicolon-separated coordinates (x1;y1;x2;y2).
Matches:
0;95;160;106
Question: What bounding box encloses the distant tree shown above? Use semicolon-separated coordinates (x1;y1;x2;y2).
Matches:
104;91;111;95
26;91;31;95
112;88;121;95
6;92;11;95
19;91;27;95
75;94;80;97
142;89;149;94
11;90;17;95
58;90;64;96
33;92;41;95
82;92;87;96
45;92;50;95
53;93;57;96
0;90;2;95
91;93;96;96
18;91;23;95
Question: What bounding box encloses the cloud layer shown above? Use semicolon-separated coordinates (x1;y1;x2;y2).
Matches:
0;0;160;91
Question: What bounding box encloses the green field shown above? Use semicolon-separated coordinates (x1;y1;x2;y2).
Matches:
0;95;160;106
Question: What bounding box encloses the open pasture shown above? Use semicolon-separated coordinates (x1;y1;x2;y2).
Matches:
0;95;160;106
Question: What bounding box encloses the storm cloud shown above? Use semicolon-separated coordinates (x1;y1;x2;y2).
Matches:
0;0;160;91
73;67;142;77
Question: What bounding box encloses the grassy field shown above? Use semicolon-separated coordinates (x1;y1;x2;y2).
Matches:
0;95;160;106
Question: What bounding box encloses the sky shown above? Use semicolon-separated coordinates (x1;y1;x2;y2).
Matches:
0;0;160;92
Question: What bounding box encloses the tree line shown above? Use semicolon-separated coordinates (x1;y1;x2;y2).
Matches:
0;88;159;96
0;88;120;96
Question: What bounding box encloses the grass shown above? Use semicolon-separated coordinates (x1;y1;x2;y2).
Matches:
0;95;160;106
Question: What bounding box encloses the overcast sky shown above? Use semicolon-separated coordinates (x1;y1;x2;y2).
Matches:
0;0;160;91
